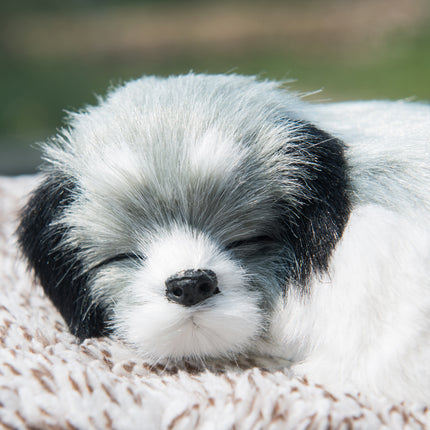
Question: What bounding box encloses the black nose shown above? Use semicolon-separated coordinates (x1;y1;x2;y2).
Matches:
165;269;219;307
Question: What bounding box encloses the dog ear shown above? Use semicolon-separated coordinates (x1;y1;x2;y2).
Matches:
281;121;351;285
17;173;109;340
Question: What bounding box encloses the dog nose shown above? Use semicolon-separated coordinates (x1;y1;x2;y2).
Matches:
165;269;219;306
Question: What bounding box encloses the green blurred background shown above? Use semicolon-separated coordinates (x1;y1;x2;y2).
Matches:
1;0;429;174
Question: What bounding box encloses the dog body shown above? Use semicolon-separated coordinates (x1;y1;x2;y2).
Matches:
18;74;430;402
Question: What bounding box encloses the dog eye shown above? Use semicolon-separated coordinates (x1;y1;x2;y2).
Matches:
225;235;274;250
92;253;145;270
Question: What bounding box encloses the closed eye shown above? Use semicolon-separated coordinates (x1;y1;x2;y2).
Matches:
225;235;275;250
91;253;145;271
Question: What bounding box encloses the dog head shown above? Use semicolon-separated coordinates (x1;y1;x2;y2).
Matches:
17;74;350;362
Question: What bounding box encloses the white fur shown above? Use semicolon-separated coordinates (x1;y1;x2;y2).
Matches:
42;74;430;402
270;206;430;401
113;228;264;362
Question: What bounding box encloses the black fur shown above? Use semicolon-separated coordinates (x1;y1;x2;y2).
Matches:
280;121;351;285
16;173;109;340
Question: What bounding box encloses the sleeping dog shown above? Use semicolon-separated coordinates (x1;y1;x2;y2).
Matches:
17;73;430;402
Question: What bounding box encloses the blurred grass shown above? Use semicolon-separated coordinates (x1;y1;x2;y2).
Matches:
1;0;429;173
3;31;430;134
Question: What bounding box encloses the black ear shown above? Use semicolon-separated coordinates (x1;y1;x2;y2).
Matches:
281;121;351;285
16;173;109;340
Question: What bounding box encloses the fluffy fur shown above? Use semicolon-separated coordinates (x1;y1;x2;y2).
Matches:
17;73;430;402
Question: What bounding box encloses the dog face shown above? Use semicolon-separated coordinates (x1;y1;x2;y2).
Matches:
18;74;350;362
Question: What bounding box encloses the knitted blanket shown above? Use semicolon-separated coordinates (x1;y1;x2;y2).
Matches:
1;175;429;430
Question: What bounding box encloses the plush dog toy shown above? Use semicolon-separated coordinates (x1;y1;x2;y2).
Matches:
18;74;430;402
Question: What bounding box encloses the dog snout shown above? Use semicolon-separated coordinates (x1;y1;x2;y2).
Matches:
165;269;220;306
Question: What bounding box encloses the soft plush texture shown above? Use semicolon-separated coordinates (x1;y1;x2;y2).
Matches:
1;175;429;430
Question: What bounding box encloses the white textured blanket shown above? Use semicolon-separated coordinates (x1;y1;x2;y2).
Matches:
1;175;429;429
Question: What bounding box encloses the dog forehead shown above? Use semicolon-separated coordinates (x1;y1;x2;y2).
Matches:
72;121;262;199
97;125;275;220
55;74;301;181
53;75;305;245
64;84;282;203
62;117;281;250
